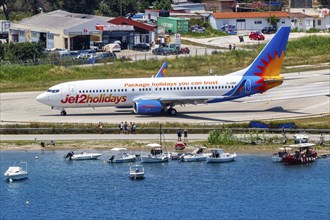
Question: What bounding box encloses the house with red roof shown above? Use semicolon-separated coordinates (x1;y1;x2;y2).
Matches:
209;11;290;31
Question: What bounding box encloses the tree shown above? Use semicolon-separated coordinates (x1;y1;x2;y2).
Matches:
266;15;280;26
153;0;172;10
62;0;100;14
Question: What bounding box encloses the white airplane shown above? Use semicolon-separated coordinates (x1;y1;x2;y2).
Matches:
37;27;290;116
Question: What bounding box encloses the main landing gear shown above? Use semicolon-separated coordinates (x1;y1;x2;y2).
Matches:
60;110;67;116
167;108;177;116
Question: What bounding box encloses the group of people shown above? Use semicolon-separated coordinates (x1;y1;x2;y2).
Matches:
119;121;137;134
96;121;137;134
229;44;236;50
177;129;188;144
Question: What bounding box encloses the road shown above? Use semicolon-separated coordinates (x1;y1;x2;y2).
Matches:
0;69;329;124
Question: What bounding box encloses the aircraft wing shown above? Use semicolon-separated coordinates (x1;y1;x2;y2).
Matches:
134;96;227;105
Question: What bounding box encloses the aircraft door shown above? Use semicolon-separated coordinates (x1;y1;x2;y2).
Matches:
61;84;77;107
245;79;251;94
69;84;76;96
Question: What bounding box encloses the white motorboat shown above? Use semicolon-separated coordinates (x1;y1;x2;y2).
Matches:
4;162;28;181
272;147;291;162
64;151;102;160
129;164;144;179
140;144;169;163
206;149;236;163
179;147;209;162
108;148;136;163
294;133;309;144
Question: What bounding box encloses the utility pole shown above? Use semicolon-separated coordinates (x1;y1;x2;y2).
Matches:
269;0;272;26
120;0;122;16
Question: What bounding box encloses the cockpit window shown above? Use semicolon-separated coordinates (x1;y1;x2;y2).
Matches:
47;89;60;93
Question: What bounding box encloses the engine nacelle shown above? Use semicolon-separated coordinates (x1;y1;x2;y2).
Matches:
133;100;163;114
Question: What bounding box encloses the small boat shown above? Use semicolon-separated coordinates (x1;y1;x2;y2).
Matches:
206;149;236;163
282;143;317;165
179;147;209;162
175;141;186;150
294;133;309;144
272;147;291;162
4;162;28;181
108;148;136;163
140;143;169;163
129;164;144;179
64;151;102;160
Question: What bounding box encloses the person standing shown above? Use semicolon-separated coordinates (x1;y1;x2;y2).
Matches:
97;122;103;134
183;129;188;144
119;122;123;134
132;123;136;134
177;129;182;141
124;121;128;134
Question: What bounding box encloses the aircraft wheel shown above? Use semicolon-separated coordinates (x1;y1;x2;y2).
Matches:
167;108;177;116
60;110;67;116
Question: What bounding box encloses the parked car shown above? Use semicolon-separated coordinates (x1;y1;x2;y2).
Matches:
162;44;179;54
76;53;95;59
102;43;121;52
133;43;150;51
261;26;277;34
94;52;117;60
179;47;190;54
90;42;104;52
152;48;169;56
249;32;265;40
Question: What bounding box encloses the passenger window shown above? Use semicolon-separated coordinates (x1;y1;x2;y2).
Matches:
93;90;95;93
132;89;134;92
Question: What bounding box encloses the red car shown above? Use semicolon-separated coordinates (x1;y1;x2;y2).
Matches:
249;32;265;40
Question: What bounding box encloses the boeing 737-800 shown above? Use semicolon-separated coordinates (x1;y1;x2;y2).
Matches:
37;27;290;116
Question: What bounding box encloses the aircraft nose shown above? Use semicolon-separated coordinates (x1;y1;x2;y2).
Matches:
36;92;49;105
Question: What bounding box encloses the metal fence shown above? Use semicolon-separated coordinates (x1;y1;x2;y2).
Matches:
0;48;230;67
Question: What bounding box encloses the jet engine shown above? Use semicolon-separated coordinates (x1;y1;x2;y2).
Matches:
133;100;163;114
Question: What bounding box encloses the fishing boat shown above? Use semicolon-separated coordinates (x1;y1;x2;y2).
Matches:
272;147;291;162
140;143;169;163
179;147;209;162
4;162;28;181
108;148;136;163
129;164;144;179
206;149;236;163
64;151;102;160
282;143;317;165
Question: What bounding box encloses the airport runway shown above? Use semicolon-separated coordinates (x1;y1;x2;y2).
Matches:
0;69;329;124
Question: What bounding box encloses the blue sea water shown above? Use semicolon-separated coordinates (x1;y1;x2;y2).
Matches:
0;150;329;220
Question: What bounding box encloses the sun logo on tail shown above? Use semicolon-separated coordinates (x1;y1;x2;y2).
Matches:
254;50;285;93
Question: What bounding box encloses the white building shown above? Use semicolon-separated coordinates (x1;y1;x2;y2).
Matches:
10;10;112;49
289;13;314;30
209;11;290;31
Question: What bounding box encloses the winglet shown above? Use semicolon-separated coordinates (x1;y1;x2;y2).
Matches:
155;62;168;78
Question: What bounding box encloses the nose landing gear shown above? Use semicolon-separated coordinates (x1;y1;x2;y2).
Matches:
60;110;67;116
